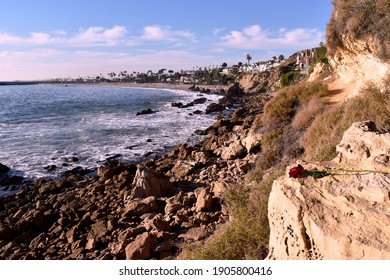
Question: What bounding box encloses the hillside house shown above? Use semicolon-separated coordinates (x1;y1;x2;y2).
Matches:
296;49;316;75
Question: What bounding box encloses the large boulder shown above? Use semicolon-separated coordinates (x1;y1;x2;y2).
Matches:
171;160;197;178
241;128;262;153
335;121;390;173
267;122;390;260
205;103;225;114
123;196;159;217
268;164;390;260
125;232;158;260
130;167;174;199
220;140;246;160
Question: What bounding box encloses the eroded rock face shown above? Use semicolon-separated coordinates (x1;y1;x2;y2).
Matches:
268;167;390;260
335;121;390;173
267;122;390;260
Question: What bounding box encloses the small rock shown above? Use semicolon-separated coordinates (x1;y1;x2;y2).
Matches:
136;108;155;116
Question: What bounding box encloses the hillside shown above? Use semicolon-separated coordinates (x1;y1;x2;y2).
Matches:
326;0;390;101
183;0;390;260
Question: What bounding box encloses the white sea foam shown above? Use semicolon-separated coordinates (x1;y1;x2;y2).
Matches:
0;85;221;181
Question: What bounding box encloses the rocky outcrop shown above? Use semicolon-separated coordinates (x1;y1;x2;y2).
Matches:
328;36;389;99
334;121;390;173
267;121;390;260
130;167;174;199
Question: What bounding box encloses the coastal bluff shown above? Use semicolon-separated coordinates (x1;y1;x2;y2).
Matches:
267;121;390;259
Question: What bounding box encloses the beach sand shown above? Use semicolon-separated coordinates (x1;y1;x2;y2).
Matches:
89;82;230;92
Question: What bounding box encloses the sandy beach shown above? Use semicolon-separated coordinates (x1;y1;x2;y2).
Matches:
83;82;230;92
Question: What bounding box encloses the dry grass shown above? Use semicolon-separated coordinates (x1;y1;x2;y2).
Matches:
181;173;280;260
302;81;390;161
292;97;326;130
263;82;330;129
180;76;390;260
327;0;390;60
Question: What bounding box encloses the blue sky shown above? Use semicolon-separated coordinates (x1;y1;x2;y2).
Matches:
0;0;333;81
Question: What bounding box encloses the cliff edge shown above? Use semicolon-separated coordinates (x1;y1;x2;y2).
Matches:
326;0;390;101
267;121;390;259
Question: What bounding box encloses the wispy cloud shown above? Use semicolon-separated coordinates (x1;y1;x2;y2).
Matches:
219;24;323;50
71;25;127;46
139;25;196;43
0;25;127;47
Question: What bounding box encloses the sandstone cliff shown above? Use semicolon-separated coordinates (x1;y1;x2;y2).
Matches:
326;0;390;100
267;121;390;259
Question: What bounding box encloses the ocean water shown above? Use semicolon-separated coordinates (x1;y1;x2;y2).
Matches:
0;84;221;181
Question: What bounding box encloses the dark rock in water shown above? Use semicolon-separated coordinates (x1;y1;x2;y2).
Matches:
205;103;225;114
171;102;184;108
146;139;152;143
193;97;207;104
105;154;122;161
136;108;155;116
45;165;57;171
0;175;24;185
188;85;196;91
143;152;154;157
71;157;79;162
63;166;92;177
181;102;194;108
0;163;10;174
63;156;79;163
193;110;203;115
194;129;207;135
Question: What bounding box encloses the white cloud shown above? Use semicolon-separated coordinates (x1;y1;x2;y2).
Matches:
140;25;196;42
220;24;323;50
141;26;170;41
0;26;127;47
212;28;225;36
72;25;127;46
0;33;24;44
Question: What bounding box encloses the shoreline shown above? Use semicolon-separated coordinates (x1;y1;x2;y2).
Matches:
0;83;226;186
0;82;270;260
47;81;230;93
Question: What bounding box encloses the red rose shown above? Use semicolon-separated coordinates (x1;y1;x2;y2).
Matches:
289;164;305;178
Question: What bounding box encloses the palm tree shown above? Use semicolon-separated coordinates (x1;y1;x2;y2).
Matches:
246;54;252;65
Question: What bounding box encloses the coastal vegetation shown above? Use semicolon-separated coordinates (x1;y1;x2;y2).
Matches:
327;0;390;60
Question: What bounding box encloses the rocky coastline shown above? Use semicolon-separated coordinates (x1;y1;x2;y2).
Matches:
0;83;269;260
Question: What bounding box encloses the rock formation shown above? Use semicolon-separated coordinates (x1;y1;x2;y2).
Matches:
267;121;390;259
326;0;390;99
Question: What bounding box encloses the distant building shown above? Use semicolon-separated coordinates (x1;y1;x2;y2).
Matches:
296;49;316;75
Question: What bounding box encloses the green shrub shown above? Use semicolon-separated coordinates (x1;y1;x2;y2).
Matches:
280;71;301;87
